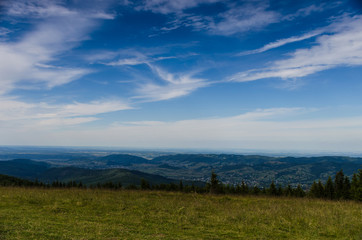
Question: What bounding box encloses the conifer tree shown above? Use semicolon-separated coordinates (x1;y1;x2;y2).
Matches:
284;184;293;197
179;180;184;192
325;176;335;200
351;170;362;201
334;169;345;199
309;181;319;198
252;186;260;195
268;181;277;196
209;171;220;194
317;180;325;198
294;184;305;198
342;176;351;199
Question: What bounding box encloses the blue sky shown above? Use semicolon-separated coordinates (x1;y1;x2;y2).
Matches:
1;0;362;153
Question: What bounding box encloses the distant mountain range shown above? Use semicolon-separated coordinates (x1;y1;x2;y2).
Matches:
1;154;361;187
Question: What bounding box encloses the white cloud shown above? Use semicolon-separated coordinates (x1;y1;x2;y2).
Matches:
0;97;132;128
0;0;115;94
207;4;280;36
0;27;11;37
138;0;220;14
156;2;335;37
106;55;177;66
158;2;280;36
238;29;324;55
283;4;327;21
134;64;209;101
230;15;362;82
5;0;115;19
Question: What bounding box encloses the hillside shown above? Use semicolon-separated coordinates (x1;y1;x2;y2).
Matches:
0;187;361;239
0;159;188;187
41;167;185;186
0;159;50;179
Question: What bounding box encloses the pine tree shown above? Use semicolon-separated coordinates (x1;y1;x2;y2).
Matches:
252;186;260;195
294;184;305;198
342;176;351;199
334;169;345;199
179;180;184;192
309;181;319;198
284;184;293;197
351;170;362;201
325;176;335;200
268;181;277;196
317;180;325;198
209;171;220;194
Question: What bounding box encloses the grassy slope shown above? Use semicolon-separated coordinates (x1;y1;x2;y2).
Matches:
0;187;361;240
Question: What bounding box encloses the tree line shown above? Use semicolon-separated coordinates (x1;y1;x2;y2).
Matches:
1;169;361;201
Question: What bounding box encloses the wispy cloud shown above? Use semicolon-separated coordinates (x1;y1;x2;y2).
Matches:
0;97;132;127
0;0;114;94
238;29;323;55
155;1;336;37
230;15;362;82
134;64;209;102
137;0;220;14
207;3;280;36
282;3;331;21
87;47;191;66
0;27;11;37
106;55;176;66
158;1;280;36
5;0;115;19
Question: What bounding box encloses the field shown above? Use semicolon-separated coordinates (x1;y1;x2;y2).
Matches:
0;187;361;240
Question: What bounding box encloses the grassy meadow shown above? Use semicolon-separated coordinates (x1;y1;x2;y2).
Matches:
0;187;361;240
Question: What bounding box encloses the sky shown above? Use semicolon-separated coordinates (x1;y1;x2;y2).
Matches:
1;0;362;153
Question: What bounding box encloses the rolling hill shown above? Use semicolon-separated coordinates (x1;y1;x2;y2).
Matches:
0;159;189;187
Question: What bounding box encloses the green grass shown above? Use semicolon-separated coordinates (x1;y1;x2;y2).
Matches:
0;187;361;239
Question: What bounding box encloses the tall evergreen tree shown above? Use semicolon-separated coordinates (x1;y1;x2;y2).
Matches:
294;184;306;198
325;176;335;200
209;171;220;194
334;169;345;199
342;176;351;199
268;181;277;196
252;186;260;195
317;180;325;198
179;180;184;192
309;181;319;198
284;184;293;197
351;170;362;201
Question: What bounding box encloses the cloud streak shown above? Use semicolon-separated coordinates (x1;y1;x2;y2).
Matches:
0;97;132;127
134;64;209;101
238;29;323;55
137;0;220;14
230;15;362;82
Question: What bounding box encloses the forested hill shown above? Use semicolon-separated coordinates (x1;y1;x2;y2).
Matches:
0;159;197;187
1;153;361;187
